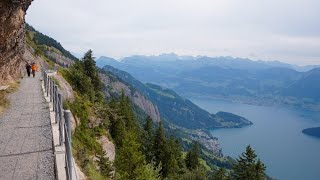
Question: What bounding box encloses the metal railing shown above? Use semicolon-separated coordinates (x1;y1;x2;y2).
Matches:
43;71;76;180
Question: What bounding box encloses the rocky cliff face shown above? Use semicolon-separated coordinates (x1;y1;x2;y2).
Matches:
0;0;33;85
45;49;74;67
100;73;161;122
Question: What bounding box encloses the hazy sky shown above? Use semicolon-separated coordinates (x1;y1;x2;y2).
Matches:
26;0;320;65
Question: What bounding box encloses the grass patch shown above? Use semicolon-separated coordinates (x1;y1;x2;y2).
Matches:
0;82;19;114
199;157;212;171
44;56;55;70
51;76;61;89
0;91;9;114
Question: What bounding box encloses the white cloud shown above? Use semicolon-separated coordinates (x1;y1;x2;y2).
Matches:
26;0;320;65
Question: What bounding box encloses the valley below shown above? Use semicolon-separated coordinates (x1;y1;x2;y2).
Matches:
190;97;320;180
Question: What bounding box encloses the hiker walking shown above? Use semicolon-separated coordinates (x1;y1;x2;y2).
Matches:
25;62;31;77
31;62;37;77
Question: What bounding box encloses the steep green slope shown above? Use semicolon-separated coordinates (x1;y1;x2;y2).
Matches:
26;23;78;61
103;65;252;129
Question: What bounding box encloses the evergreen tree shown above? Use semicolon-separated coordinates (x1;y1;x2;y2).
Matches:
254;159;266;179
109;114;126;147
185;141;200;170
140;161;162;180
166;135;184;177
181;167;208;180
153;121;168;176
115;131;145;179
96;150;113;178
68;61;95;101
142;116;154;163
144;116;153;137
119;91;138;131
233;145;266;180
212;168;230;180
82;50;102;96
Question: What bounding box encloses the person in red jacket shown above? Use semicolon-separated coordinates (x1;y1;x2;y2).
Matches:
31;62;37;77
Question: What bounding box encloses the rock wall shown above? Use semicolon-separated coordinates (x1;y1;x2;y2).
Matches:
45;49;75;67
0;0;33;85
100;73;161;122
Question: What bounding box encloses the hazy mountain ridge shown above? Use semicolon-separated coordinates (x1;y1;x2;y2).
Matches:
102;65;252;129
281;68;320;100
97;54;320;72
97;55;320;111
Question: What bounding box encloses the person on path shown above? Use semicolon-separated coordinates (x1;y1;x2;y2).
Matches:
25;62;31;77
31;62;37;78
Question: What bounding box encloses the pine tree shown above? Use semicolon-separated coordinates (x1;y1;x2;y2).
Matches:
115;131;145;179
96;150;113;178
153;121;168;176
109;115;126;147
144;116;153;137
82;49;102;96
119;91;138;131
185;141;200;170
142;116;154;163
254;159;266;179
140;161;162;180
212;168;230;180
166;135;184;177
182;167;208;180
233;145;266;180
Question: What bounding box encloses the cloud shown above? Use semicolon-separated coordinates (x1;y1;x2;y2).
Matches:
26;0;320;65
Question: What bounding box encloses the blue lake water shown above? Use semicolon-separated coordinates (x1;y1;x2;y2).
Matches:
190;98;320;180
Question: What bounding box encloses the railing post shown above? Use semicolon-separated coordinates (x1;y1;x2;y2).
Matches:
53;82;56;112
64;110;72;180
46;75;49;97
58;92;64;145
54;85;58;123
65;110;72;145
43;72;46;93
50;78;53;102
44;72;47;93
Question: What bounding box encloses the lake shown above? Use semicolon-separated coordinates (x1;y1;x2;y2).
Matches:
190;98;320;180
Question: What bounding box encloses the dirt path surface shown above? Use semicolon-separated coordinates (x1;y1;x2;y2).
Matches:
0;74;55;180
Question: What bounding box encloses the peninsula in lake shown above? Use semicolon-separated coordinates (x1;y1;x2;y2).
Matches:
302;127;320;138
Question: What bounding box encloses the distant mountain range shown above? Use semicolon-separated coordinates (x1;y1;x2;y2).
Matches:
97;53;320;72
96;54;320;110
102;65;252;129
